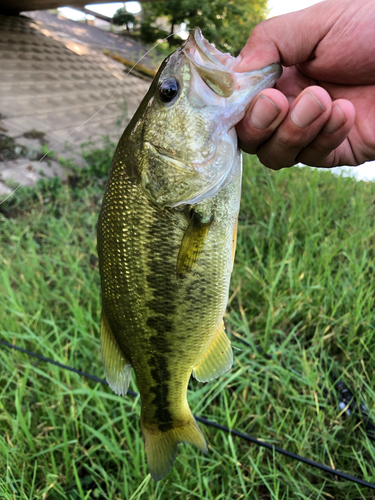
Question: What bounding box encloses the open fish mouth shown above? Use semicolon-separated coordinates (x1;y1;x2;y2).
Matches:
182;28;282;99
183;28;239;97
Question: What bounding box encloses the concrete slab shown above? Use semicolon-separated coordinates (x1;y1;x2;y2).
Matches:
0;157;66;186
0;11;153;199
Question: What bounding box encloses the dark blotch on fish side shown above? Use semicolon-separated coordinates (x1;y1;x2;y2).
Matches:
146;316;174;336
145;214;179;430
185;276;209;303
149;353;174;432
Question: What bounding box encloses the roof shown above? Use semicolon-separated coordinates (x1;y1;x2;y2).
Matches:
2;0;140;15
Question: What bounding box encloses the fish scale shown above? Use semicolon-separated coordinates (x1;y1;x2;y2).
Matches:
98;156;238;404
97;28;281;480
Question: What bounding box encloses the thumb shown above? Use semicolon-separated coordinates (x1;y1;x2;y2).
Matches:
235;1;340;73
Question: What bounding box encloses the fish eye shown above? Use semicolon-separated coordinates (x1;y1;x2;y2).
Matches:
159;78;179;103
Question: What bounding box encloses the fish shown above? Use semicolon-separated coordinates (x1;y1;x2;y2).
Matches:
97;28;281;481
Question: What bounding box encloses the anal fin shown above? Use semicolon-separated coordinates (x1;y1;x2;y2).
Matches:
192;321;233;382
100;309;131;396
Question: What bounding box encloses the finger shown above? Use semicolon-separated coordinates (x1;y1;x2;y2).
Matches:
296;99;356;167
256;86;333;170
237;89;289;155
275;66;318;104
235;2;338;73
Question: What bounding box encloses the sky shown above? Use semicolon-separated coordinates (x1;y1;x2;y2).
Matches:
58;0;374;182
58;2;140;21
60;0;321;22
268;0;322;17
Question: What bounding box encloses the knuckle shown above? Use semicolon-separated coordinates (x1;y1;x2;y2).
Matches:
298;132;347;165
251;22;268;39
297;149;332;167
238;124;272;155
239;141;257;155
275;132;300;151
298;146;331;166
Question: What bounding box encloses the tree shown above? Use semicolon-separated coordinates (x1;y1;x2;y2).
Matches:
113;7;136;31
140;0;268;53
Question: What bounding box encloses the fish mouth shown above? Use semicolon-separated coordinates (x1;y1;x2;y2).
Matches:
185;28;241;71
183;28;238;97
142;31;282;209
182;27;282;100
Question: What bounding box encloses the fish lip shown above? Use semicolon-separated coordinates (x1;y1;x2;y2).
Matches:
184;27;234;71
185;28;282;78
257;62;283;80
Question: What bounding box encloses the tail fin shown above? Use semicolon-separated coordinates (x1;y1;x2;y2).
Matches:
141;413;207;481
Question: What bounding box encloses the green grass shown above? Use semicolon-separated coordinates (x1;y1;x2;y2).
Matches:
1;154;375;499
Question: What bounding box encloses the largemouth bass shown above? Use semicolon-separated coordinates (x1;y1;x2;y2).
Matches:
97;28;281;481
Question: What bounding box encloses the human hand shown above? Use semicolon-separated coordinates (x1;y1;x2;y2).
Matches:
235;0;375;169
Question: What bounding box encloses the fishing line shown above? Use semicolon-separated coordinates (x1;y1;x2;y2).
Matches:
0;29;185;206
1;338;375;490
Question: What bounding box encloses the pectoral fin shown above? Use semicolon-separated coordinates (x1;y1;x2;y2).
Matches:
177;211;213;279
100;310;132;396
192;321;233;382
